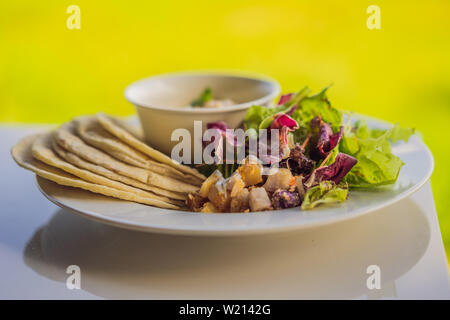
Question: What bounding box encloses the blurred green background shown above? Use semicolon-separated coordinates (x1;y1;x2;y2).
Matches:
1;1;449;264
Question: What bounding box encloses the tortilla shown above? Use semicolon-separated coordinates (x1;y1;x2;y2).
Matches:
31;132;184;206
75;116;201;185
96;112;206;182
76;116;153;168
52;140;186;200
54;121;149;183
11;134;180;210
54;120;199;193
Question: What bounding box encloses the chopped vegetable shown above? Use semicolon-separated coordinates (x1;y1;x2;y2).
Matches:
230;188;250;212
263;168;293;192
249;187;272;211
199;170;223;197
225;172;244;191
230;178;245;198
207;179;229;211
237;156;263;186
271;189;301;210
190;88;213;107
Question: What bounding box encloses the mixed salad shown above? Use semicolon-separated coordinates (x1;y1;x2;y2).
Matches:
187;86;414;213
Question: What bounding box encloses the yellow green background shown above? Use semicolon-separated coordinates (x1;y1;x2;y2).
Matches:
1;1;449;263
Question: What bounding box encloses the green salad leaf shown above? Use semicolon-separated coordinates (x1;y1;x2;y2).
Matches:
290;86;342;133
281;86;311;108
371;124;415;143
244;86;342;142
243;104;286;131
243;86;310;132
322;145;340;166
340;121;414;188
301;181;348;210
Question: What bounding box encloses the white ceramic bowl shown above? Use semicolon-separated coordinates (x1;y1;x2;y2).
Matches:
125;72;280;155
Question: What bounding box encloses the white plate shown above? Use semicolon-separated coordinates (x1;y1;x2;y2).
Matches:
36;116;434;236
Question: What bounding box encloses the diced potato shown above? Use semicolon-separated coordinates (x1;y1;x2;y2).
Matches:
237;157;263;186
249;187;272;212
263;168;293;192
230;188;250;212
225;172;242;191
207;180;230;212
200;202;218;213
230;178;245;198
199;170;223;197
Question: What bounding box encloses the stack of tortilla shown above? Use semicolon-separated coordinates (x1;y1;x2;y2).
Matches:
11;113;205;210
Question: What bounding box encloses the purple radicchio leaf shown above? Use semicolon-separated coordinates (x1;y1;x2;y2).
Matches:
253;135;285;165
318;124;343;157
310;117;343;160
207;120;230;132
249;114;299;165
269;114;299;160
305;153;357;187
277;93;294;105
270;113;299;130
257;146;283;164
206;121;243;148
205;121;243;162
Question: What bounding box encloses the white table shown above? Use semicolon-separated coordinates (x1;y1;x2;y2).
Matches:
0;125;449;300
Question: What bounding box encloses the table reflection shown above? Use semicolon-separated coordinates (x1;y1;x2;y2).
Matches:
23;198;430;299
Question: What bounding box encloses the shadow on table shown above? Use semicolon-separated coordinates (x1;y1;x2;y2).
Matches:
23;198;430;299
